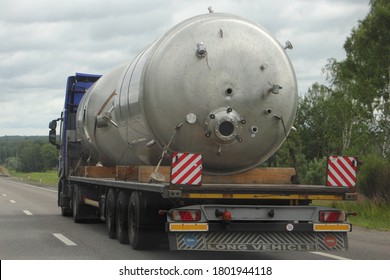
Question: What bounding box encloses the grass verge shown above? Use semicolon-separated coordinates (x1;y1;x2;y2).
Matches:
9;170;58;186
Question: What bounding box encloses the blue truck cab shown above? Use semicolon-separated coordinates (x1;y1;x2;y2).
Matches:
49;73;101;213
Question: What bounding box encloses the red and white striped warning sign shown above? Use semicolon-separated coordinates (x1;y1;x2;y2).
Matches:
326;156;358;188
170;153;202;186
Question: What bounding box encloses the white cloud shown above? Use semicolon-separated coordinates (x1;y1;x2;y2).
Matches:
0;0;370;135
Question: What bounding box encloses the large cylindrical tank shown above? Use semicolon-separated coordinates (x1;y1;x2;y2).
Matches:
76;12;298;175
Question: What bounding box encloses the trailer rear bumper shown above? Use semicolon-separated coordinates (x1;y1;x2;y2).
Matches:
168;222;351;233
168;230;349;251
166;204;351;252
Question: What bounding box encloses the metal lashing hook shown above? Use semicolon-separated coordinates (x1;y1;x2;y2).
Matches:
274;115;300;184
151;123;183;182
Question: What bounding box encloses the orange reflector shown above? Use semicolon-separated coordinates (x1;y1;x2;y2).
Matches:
169;223;209;232
313;223;351;232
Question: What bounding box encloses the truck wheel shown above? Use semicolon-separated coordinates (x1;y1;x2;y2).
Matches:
72;184;82;223
105;188;117;239
128;191;141;249
116;191;130;244
127;191;161;250
59;180;72;217
61;206;72;217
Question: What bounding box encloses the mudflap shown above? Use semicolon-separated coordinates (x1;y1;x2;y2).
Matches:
76;186;100;221
168;231;348;252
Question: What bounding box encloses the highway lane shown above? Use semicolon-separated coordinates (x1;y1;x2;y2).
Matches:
1;176;389;260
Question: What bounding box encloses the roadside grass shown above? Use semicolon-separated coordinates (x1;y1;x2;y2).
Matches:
9;170;58;186
0;165;10;176
313;200;390;231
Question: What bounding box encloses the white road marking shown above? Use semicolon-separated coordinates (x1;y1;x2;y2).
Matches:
23;210;33;216
2;193;7;196
53;233;77;246
13;182;57;193
310;251;351;260
9;200;16;203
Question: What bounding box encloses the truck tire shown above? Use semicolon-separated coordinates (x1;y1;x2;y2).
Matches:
59;180;72;217
61;205;72;217
116;191;130;244
127;191;162;250
128;191;142;249
72;184;82;223
105;188;117;239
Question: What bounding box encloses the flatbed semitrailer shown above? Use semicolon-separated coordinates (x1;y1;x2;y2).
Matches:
59;165;356;252
47;12;358;253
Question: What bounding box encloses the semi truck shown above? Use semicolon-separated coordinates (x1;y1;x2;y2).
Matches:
49;11;357;252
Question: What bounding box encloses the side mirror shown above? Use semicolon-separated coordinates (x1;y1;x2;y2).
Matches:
49;118;60;149
49;120;57;130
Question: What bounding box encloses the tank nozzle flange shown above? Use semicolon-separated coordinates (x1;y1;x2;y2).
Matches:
204;107;244;145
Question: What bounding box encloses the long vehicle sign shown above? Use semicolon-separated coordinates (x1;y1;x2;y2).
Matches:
170;232;348;251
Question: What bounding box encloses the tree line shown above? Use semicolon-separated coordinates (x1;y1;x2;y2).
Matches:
0;136;58;173
272;0;390;202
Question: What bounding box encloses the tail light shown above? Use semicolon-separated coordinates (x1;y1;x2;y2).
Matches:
223;210;232;221
170;210;201;221
319;210;346;222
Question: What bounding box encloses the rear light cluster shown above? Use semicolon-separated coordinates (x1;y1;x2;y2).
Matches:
215;209;232;221
169;210;201;221
319;210;347;222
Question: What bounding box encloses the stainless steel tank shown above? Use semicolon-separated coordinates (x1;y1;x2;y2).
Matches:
76;12;298;174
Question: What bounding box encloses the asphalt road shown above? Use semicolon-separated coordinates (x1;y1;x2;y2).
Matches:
1;176;389;260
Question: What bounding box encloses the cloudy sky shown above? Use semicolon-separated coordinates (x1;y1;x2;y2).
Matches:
0;0;370;136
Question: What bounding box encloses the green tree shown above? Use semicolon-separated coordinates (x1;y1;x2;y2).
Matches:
0;136;18;164
295;83;343;159
278;0;390;189
1;137;58;173
358;154;390;202
336;0;390;157
17;141;44;172
40;143;58;170
5;157;19;170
